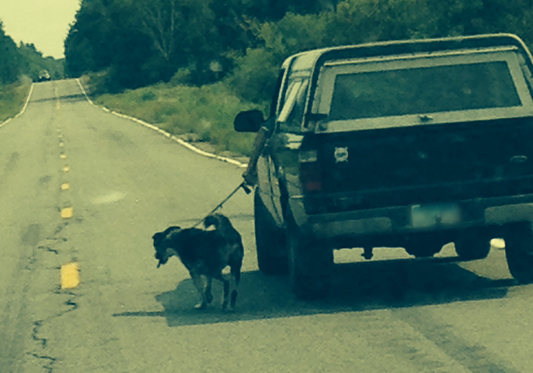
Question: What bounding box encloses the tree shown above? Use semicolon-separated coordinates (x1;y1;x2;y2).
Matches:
0;21;21;85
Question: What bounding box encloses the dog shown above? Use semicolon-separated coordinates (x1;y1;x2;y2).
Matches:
152;213;243;311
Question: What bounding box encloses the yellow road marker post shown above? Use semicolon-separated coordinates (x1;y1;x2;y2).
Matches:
61;207;74;219
61;263;80;289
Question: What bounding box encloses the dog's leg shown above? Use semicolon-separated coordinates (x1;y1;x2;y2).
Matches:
215;273;230;310
205;276;214;304
229;274;238;311
222;278;230;310
190;271;207;309
229;255;242;311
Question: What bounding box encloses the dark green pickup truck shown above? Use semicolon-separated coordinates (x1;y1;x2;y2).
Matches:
235;34;533;299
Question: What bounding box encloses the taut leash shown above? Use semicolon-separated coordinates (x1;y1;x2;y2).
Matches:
192;182;251;228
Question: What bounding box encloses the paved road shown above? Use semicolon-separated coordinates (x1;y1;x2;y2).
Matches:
1;79;533;373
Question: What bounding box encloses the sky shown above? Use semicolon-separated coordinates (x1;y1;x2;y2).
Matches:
0;0;81;59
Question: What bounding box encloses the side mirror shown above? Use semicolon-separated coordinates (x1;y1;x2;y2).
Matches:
234;110;265;132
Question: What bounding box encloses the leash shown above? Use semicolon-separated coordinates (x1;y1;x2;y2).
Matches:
192;182;251;228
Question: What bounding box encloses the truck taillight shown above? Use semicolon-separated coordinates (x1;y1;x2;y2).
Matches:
299;150;322;192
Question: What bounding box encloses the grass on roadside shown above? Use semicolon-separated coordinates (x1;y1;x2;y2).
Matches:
0;83;32;123
92;80;265;157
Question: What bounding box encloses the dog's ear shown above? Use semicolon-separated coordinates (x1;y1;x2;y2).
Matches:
152;232;164;244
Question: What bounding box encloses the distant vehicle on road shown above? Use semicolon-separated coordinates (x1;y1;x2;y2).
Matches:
235;34;533;299
37;70;51;82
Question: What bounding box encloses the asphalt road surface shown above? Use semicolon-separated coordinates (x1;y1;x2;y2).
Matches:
2;80;533;373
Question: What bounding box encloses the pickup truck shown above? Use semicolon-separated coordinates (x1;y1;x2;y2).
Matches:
234;34;533;299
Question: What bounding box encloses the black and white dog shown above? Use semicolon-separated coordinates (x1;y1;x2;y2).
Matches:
152;213;243;311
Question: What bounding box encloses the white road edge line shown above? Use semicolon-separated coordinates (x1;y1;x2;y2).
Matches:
0;83;35;129
75;78;247;168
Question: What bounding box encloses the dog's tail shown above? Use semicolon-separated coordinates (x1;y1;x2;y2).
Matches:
203;213;230;231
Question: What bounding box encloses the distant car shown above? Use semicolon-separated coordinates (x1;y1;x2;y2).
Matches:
37;70;51;82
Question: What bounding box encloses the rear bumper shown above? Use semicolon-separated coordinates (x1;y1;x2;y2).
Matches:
289;193;533;246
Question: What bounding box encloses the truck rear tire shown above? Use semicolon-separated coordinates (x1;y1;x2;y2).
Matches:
254;189;288;275
504;223;533;284
286;211;333;299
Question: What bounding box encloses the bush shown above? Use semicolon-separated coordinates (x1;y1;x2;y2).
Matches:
0;83;31;122
169;68;193;86
94;82;258;156
141;91;157;101
225;48;279;105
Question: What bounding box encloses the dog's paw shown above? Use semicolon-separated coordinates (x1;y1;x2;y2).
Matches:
194;302;207;310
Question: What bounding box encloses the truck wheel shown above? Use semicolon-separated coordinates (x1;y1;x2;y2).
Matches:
254;189;288;275
504;223;533;284
454;232;491;260
286;211;333;299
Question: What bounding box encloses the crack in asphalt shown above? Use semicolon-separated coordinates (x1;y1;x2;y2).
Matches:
47;237;68;242
32;321;48;349
27;352;57;373
53;222;67;235
29;291;79;373
38;245;59;255
27;220;79;373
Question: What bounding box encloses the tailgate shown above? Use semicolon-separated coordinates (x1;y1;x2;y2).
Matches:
316;118;533;210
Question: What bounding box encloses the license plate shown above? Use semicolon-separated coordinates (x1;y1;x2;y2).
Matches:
411;203;461;228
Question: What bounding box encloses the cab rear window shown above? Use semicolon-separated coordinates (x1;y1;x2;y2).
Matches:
329;62;521;120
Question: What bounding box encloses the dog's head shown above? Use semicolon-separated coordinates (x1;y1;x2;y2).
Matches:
152;226;181;268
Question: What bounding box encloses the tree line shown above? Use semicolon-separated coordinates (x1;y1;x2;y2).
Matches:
0;21;64;85
0;22;20;85
65;0;533;103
